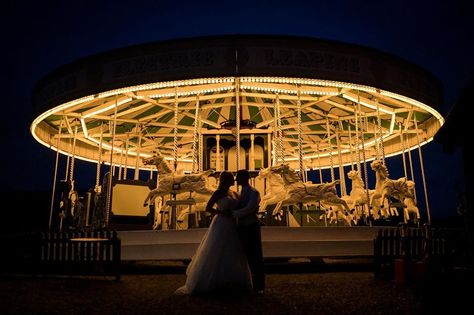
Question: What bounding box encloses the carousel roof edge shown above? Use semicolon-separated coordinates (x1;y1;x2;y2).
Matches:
32;34;444;115
434;72;473;152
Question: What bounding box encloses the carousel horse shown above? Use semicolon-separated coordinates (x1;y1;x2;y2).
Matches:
143;153;215;229
58;179;74;230
342;170;369;209
143;153;215;206
255;167;300;227
149;187;213;230
403;180;420;223
258;164;352;225
274;164;351;210
273;164;353;225
341;170;381;222
370;159;410;219
90;173;110;229
257;166;288;214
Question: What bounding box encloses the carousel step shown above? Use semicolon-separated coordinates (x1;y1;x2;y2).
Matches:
117;227;382;261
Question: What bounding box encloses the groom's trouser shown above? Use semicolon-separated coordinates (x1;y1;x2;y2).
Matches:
237;223;265;290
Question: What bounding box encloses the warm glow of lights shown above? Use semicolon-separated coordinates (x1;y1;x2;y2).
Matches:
341;93;393;114
80;119;88;138
380;90;444;124
31;76;443;169
82;98;132;118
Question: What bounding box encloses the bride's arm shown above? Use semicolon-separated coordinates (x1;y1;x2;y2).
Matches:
205;190;221;215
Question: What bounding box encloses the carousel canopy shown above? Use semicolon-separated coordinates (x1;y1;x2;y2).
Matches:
31;35;444;171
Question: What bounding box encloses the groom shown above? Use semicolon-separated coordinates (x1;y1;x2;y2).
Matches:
232;169;265;294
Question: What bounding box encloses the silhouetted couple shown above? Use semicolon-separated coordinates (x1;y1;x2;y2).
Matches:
175;170;265;296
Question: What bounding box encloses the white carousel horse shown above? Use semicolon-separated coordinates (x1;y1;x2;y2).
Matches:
149;190;211;230
370;159;410;219
257;167;287;214
255;167;300;227
403;180;420;223
143;153;215;205
274;164;351;211
258;164;352;225
341;170;382;222
342;170;368;209
143;153;215;229
275;164;353;225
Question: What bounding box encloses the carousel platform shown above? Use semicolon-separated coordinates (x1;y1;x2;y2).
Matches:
117;226;384;261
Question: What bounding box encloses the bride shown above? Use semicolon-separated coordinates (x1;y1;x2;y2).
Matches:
175;171;253;295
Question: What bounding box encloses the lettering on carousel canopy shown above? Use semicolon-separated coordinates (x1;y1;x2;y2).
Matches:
112;50;215;78
400;70;432;97
35;75;77;105
263;49;360;73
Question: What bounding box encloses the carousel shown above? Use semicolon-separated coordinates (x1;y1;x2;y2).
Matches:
31;35;444;235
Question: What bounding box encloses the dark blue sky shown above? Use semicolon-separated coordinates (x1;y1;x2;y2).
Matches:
1;0;472;219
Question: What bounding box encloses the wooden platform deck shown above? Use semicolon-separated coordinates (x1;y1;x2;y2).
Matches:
118;226;386;261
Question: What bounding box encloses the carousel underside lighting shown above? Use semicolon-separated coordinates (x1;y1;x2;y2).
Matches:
31;36;444;231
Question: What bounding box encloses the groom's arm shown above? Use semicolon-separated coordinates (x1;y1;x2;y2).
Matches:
233;191;260;218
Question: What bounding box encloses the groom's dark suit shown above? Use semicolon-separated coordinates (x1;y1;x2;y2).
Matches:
233;184;265;292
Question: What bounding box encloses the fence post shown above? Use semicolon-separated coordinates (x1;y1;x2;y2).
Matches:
373;229;382;276
112;231;121;281
394;225;408;283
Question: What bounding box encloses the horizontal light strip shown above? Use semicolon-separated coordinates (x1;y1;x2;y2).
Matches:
146;86;234;99
240;85;339;96
97;77;235;98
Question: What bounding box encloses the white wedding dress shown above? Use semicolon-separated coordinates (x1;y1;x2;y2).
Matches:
175;193;253;295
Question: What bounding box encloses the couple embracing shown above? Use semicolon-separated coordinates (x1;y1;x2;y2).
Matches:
175;170;265;296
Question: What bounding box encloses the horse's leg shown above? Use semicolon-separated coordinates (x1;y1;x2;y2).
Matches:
340;199;351;212
392;207;399;217
330;198;350;212
377;192;388;217
370;200;380;220
272;201;283;220
177;207;189;230
333;204;350;226
380;189;391;218
370;193;383;221
369;193;378;209
153;197;163;230
324;205;334;223
259;194;271;208
259;200;268;213
144;191;150;207
329;208;337;224
344;211;352;226
144;188;160;207
326;197;351;212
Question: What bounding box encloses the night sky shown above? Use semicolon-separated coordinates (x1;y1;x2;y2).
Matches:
1;0;473;222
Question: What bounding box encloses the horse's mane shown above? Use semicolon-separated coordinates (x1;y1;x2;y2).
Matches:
274;164;301;184
348;171;364;185
372;160;389;178
268;171;285;184
147;154;173;174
